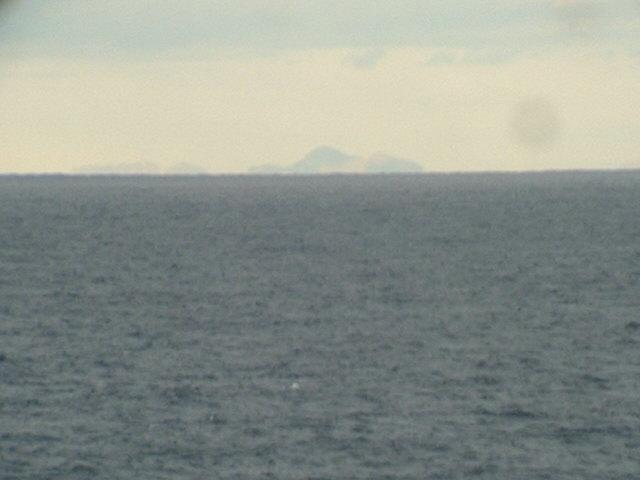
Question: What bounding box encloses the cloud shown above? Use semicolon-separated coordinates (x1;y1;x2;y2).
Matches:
2;1;638;60
552;0;608;40
426;49;460;65
349;48;386;69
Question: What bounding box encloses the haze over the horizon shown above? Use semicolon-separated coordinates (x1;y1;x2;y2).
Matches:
1;1;639;174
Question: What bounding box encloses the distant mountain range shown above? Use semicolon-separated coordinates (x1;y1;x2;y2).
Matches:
75;147;424;175
250;146;423;174
75;162;208;175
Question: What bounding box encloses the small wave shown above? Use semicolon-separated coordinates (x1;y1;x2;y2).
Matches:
0;432;61;443
472;406;542;420
579;373;609;388
69;462;99;475
469;374;501;386
466;464;499;477
555;425;635;444
499;407;539;419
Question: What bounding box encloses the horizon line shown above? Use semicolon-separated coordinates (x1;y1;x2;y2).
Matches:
1;168;639;178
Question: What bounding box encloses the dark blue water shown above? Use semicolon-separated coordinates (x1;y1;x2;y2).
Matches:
1;173;639;479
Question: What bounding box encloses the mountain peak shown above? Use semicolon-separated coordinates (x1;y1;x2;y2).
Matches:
291;146;357;173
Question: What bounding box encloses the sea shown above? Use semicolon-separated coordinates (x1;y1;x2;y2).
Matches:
1;172;639;479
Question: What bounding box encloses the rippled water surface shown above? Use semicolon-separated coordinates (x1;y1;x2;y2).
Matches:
1;173;639;479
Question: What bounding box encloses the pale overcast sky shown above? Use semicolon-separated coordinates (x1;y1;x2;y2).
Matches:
1;1;639;173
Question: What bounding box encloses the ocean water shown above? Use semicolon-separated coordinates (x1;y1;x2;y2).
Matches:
1;173;639;479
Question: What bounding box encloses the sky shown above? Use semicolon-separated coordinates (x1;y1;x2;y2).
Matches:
1;0;639;174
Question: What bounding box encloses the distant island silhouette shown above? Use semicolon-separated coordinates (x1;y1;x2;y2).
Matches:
250;146;423;174
75;147;424;176
76;162;209;175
